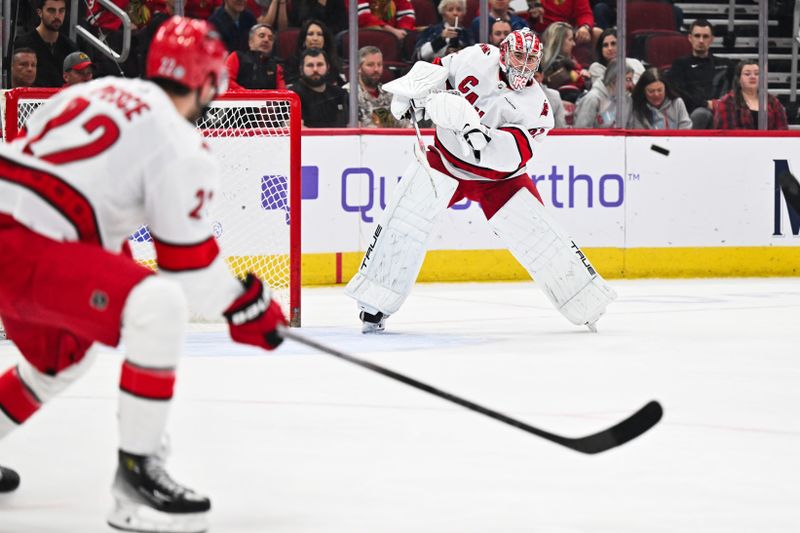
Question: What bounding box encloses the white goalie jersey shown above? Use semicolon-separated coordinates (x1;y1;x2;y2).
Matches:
433;43;554;181
0;77;241;318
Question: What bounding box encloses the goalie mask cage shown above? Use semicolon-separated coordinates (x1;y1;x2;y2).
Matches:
1;88;302;327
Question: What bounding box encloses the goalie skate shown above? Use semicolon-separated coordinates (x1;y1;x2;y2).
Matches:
360;311;388;334
107;451;210;533
0;465;20;492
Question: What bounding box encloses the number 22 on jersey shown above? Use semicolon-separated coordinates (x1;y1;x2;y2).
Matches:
22;97;120;165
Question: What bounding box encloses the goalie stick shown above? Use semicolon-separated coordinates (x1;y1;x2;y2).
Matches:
278;327;663;454
408;102;440;198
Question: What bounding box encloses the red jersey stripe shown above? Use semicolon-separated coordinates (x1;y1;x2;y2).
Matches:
498;126;533;164
0;154;102;244
152;235;219;272
0;367;42;424
434;136;524;181
119;361;175;401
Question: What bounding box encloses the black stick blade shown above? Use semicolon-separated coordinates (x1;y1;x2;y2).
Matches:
279;328;664;455
554;400;664;454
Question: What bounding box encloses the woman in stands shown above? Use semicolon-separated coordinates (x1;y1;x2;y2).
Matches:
282;18;343;86
287;0;347;34
588;27;644;86
540;21;589;93
414;0;474;62
628;68;691;129
573;58;633;128
713;59;788;130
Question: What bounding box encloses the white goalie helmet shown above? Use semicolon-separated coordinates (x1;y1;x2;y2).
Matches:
499;28;543;91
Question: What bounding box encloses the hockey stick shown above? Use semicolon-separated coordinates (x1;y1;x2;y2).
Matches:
779;170;800;213
408;102;440;198
278;327;663;454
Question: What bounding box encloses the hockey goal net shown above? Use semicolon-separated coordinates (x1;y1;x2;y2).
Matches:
1;88;301;327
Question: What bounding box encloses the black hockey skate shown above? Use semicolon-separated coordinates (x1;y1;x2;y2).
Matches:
359;310;388;333
0;465;20;492
107;450;210;533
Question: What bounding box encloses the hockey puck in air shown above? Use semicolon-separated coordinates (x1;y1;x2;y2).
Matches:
650;144;669;156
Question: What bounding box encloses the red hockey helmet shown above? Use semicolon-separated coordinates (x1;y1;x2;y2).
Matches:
146;16;228;95
499;28;543;91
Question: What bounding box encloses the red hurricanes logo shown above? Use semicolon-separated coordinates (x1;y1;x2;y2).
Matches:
540;102;549;117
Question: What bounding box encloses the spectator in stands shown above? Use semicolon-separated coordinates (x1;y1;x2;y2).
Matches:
62;51;94;86
489;18;512;46
713;60;788;130
628;68;691;129
225;23;286;90
588;28;644;85
534;70;567;128
183;0;260;20
82;0;159;78
126;0;170;27
288;0;347;34
258;0;288;31
589;0;682;33
356;0;416;41
530;0;598;44
415;0;473;61
290;48;348;127
13;0;77;87
470;0;527;42
668;18;734;130
588;0;613;29
540;21;589;92
209;0;258;52
134;11;171;76
573;59;632;127
184;0;221;19
10;48;38;89
283;19;343;86
344;46;410;128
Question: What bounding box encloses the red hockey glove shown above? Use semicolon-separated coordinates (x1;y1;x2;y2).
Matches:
223;273;287;351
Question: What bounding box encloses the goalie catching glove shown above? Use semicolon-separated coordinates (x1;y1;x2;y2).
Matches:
384;61;448;121
223;273;287;350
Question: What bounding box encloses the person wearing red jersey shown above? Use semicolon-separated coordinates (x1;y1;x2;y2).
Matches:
0;16;286;533
355;0;416;41
345;28;616;334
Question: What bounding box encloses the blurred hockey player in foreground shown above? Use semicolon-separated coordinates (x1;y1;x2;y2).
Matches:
345;28;616;333
0;17;286;533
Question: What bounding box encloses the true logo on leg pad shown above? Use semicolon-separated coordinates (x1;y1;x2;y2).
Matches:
570;241;596;276
360;224;383;270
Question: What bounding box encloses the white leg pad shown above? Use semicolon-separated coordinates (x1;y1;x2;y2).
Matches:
119;276;188;455
489;189;617;327
344;156;458;316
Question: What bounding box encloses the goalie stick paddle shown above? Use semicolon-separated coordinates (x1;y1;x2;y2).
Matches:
779;170;800;213
278;327;663;454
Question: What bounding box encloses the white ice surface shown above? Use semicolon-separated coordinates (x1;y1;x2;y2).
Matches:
0;278;798;533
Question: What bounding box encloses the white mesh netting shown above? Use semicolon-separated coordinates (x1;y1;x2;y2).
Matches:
2;91;298;323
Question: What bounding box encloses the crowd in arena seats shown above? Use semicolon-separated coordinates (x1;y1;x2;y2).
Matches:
5;0;788;130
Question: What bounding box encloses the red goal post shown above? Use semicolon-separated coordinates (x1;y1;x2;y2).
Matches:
1;88;302;327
